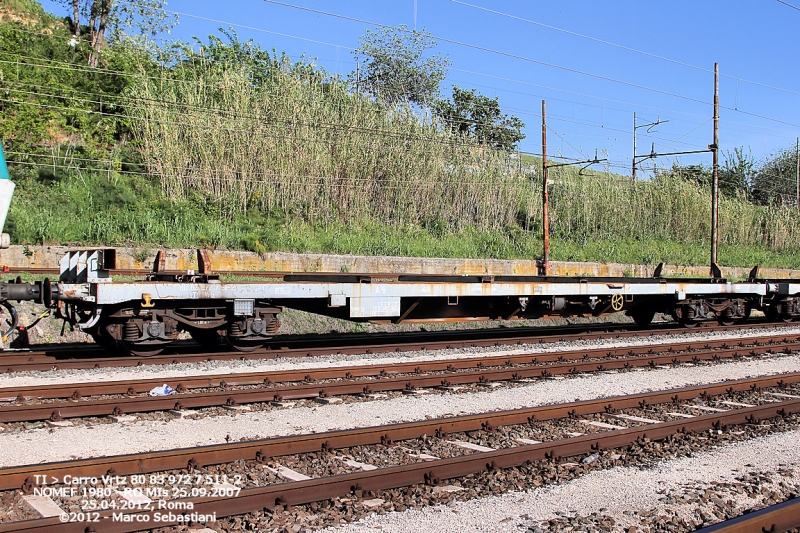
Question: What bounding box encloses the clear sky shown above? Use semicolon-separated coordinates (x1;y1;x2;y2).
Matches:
40;0;800;176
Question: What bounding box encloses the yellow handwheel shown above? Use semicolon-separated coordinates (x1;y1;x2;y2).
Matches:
611;293;624;311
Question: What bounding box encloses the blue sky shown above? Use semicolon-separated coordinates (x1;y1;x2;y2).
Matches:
41;0;800;176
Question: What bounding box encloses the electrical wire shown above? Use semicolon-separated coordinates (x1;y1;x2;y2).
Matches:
3;18;798;174
5;155;550;187
258;1;800;132
777;0;800;12
262;0;711;106
0;64;709;151
452;0;800;99
7;5;800;139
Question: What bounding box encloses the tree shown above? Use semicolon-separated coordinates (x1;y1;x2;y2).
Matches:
350;25;450;107
171;28;321;88
432;86;525;151
719;147;754;198
752;146;798;206
55;0;176;67
660;147;753;199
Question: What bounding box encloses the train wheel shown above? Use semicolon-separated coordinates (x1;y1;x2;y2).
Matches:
717;308;735;327
86;322;121;351
120;318;176;356
121;341;167;357
629;309;656;328
225;337;264;352
678;305;699;328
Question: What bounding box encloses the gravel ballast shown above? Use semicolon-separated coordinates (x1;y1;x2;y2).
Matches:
1;354;800;467
327;428;800;533
3;325;800;389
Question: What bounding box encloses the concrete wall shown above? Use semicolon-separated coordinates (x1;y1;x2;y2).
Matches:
2;244;797;279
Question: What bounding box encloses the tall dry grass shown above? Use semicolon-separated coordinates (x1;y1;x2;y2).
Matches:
126;60;800;252
128;61;530;230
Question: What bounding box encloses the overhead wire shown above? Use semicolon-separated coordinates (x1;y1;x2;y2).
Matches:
3;72;711;155
5;50;786;151
261;0;711;106
776;0;800;12
4;9;738;133
5;24;794;142
258;1;800;132
452;0;800;99
4;7;798;177
5;151;562;186
5;58;710;153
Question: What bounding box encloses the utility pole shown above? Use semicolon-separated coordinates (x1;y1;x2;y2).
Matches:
541;100;549;276
632;112;637;181
710;62;720;269
796;137;799;209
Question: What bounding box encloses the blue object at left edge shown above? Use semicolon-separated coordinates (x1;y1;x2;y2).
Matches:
0;140;9;180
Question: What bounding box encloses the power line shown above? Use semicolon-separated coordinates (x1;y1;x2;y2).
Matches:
452;0;800;99
5;153;543;187
4;72;710;156
9;4;800;141
4;23;799;172
777;0;800;11
5;21;797;140
5;55;710;153
260;0;800;133
2;77;551;152
172;10;353;50
448;70;800;140
262;0;711;106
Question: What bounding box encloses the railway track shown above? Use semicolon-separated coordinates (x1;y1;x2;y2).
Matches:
0;373;799;532
0;320;792;373
2;333;799;424
694;498;800;532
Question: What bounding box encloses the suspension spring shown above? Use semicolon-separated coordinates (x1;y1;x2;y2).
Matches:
123;321;140;342
266;317;281;334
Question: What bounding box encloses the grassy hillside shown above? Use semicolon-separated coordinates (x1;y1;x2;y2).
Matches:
2;1;800;268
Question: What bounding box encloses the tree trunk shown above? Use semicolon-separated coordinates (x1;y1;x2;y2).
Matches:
87;0;112;67
71;0;80;36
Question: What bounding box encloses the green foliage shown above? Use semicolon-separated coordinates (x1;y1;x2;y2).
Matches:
350;25;450;106
128;43;529;231
164;28;312;88
2;0;49;18
0;8;156;167
433;85;525;151
240;233;266;254
752;145;798;206
4;1;800;272
720;147;755;197
52;0;176;66
661;147;774;202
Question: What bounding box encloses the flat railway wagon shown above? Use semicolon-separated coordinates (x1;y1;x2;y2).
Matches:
1;141;799;356
1;249;800;356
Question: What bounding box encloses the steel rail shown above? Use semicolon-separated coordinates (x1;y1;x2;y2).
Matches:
3;333;795;401
2;396;799;533
0;321;789;373
2;340;799;424
6;320;650;361
692;497;800;532
1;372;798;495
